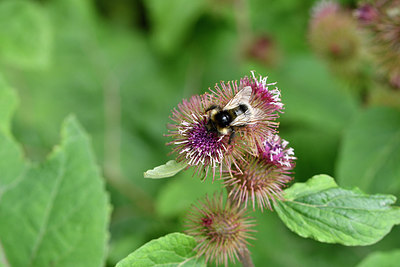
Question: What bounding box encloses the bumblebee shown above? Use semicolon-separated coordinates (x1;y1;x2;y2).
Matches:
205;86;260;143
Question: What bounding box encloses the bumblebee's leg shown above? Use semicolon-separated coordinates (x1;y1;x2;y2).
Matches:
205;105;218;112
228;128;236;144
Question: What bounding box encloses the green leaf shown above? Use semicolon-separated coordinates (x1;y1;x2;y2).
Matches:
0;81;26;198
144;160;187;179
336;107;400;195
0;0;52;69
0;75;17;136
357;250;400;267
0;84;110;266
116;232;205;267
274;175;400;246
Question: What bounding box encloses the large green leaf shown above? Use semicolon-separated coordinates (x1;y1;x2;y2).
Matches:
274;175;400;246
0;0;52;69
336;107;400;195
357;250;400;267
116;233;205;267
0;83;110;266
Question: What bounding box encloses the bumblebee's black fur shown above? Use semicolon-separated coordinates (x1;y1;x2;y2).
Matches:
205;104;249;143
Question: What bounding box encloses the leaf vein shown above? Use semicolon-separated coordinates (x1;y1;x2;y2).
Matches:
28;152;66;266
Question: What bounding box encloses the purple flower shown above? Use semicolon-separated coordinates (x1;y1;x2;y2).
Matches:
185;193;255;266
166;72;290;180
243;71;284;111
208;73;282;155
166;94;244;180
259;133;296;168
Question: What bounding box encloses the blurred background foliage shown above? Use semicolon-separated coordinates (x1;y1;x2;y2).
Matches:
1;0;399;266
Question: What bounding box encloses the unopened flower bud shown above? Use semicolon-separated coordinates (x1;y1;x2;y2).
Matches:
185;193;255;266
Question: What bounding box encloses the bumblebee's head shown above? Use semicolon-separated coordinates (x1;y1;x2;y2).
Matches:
215;111;231;127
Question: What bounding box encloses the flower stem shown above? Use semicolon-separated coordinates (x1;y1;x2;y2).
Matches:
238;247;255;267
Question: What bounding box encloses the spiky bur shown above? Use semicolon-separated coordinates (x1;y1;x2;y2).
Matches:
166;94;245;180
355;0;400;89
208;72;283;155
309;1;362;64
185;193;256;266
223;134;296;211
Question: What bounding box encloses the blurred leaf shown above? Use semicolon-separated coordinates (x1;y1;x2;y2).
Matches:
274;175;400;246
116;232;205;267
2;0;177;196
156;171;222;217
0;76;25;189
357;250;400;267
275;56;359;132
0;0;52;69
144;160;187;179
336;107;400;195
145;0;206;55
0;83;110;267
3;0;102;161
0;75;17;136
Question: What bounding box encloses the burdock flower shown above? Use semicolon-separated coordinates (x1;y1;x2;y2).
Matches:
208;72;282;155
185;193;255;266
309;1;362;63
223;134;296;211
355;0;400;88
166;94;244;180
260;133;296;168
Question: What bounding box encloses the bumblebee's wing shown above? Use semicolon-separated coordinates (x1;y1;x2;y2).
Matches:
224;86;252;110
230;114;251;127
230;108;263;126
